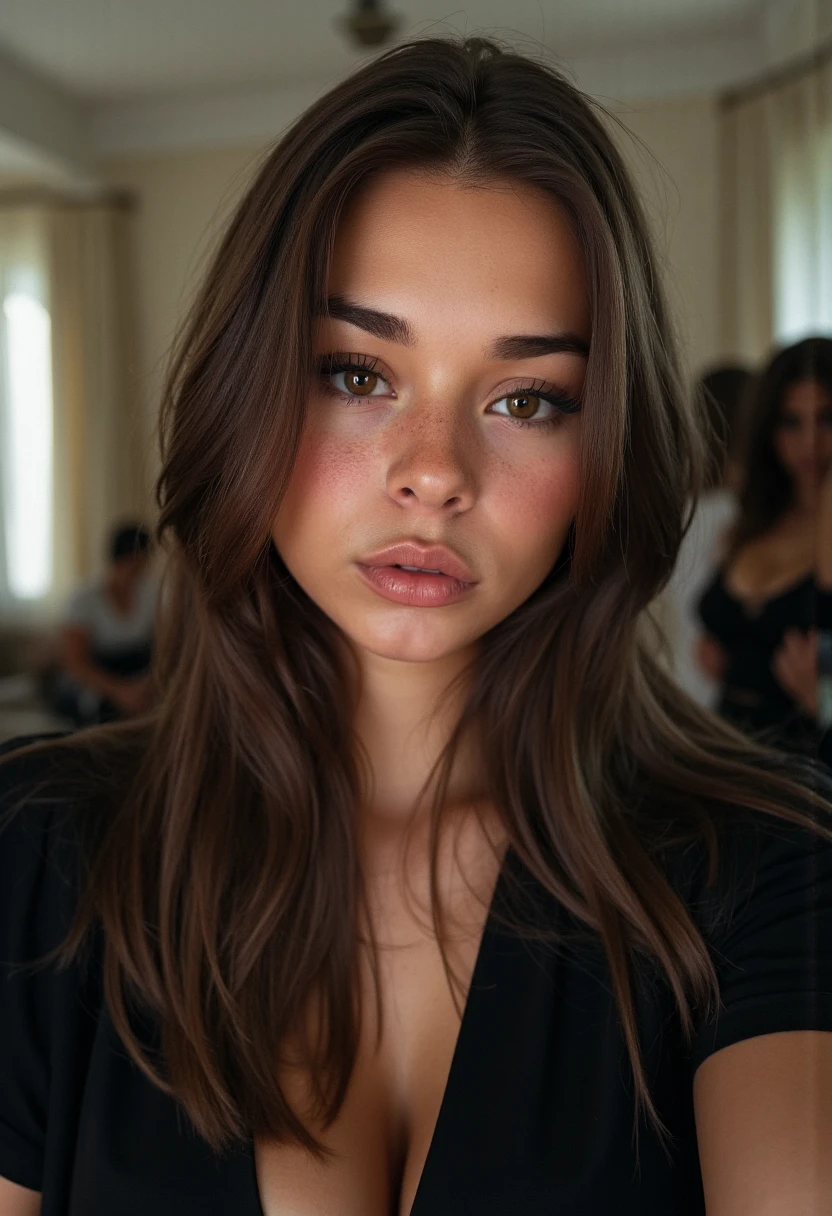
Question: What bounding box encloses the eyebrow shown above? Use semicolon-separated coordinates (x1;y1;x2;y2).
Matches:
322;294;589;360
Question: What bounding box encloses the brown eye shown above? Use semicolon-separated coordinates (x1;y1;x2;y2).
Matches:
506;392;541;419
343;370;379;396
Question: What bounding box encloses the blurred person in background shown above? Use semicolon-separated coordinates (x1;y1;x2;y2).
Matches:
696;337;832;758
52;522;157;726
663;364;751;707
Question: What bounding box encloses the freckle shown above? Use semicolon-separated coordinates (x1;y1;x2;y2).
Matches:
305;438;367;502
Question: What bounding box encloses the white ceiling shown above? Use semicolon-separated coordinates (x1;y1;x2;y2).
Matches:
0;0;825;190
0;0;766;101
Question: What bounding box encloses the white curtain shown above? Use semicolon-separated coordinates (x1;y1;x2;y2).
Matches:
720;49;832;361
0;197;146;624
771;58;832;341
0;208;54;619
48;201;147;595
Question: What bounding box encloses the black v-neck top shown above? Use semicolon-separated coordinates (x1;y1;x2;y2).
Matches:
696;568;819;751
2;736;832;1215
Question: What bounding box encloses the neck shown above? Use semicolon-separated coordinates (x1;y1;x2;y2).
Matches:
349;643;482;832
787;482;817;521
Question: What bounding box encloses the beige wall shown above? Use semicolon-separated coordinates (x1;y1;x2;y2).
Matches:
102;92;723;510
102;142;265;506
611;94;722;378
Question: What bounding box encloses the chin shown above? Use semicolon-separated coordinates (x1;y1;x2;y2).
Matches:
346;615;481;666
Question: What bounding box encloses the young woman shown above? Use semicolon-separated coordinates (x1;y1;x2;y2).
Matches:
2;36;832;1216
697;338;832;760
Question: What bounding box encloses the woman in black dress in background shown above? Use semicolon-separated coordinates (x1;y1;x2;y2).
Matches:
697;338;832;760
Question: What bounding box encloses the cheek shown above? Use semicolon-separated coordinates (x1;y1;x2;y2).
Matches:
773;430;799;466
488;446;580;551
280;425;371;528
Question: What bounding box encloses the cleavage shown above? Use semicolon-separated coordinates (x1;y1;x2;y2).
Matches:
254;824;506;1216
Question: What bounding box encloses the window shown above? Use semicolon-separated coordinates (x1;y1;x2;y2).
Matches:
0;209;54;610
772;59;832;341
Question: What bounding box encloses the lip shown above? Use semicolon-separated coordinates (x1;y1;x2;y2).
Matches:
355;564;476;607
357;542;476;584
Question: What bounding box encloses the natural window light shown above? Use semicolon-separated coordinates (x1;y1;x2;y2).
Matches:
2;290;53;600
773;98;832;342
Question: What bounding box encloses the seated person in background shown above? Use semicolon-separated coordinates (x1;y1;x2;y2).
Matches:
696;337;832;759
52;522;157;726
662;364;750;708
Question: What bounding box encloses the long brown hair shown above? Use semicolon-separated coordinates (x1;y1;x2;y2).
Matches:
6;35;832;1161
724;335;832;562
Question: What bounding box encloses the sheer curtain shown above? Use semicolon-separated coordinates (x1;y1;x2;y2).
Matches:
0;196;144;623
771;56;832;341
0;208;54;619
720;46;832;361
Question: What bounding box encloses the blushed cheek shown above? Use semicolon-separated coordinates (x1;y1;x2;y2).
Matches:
493;452;580;541
282;426;373;524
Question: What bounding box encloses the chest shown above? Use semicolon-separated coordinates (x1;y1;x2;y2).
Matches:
61;851;705;1216
254;828;503;1216
724;532;815;613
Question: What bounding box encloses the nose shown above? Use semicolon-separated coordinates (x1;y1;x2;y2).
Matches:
384;405;477;514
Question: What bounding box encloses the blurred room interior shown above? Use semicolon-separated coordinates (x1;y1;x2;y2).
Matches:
0;0;829;741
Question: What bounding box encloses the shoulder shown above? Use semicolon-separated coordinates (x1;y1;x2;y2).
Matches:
662;792;832;1069
0;734;88;958
666;794;832;929
0;735;110;1191
0;731;81;836
0;728;146;915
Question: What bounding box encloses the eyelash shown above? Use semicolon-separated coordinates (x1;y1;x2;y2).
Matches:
315;352;581;430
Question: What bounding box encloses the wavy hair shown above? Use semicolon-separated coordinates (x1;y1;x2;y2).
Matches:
7;36;832;1161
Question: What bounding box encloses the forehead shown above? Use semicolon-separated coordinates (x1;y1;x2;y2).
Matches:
326;169;589;336
782;378;832;411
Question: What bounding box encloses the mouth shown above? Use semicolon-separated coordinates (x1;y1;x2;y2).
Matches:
355;563;476;608
355;541;477;608
357;541;476;585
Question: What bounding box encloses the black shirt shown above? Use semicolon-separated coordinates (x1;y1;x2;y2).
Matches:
696;568;819;752
2;737;832;1214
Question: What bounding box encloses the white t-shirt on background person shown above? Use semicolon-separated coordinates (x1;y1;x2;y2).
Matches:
63;574;158;663
55;574;158;720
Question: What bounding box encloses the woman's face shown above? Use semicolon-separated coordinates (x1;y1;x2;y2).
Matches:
272;169;589;668
772;377;832;493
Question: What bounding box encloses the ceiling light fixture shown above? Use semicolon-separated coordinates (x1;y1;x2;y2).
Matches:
337;0;402;49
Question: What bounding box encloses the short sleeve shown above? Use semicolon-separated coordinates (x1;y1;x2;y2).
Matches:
0;736;80;1191
689;809;832;1073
